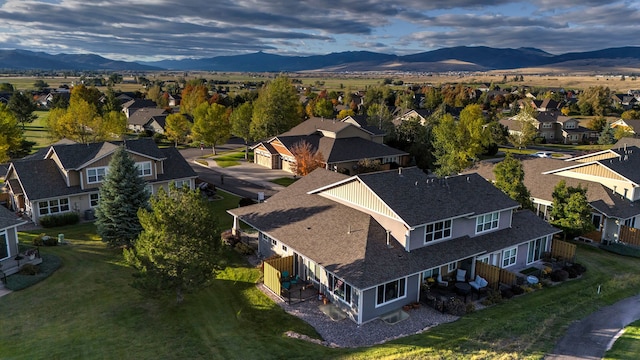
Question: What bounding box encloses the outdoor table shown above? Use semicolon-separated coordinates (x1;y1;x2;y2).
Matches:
454;282;472;303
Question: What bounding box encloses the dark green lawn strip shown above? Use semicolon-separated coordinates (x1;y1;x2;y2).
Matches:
270;177;299;187
604;319;640;360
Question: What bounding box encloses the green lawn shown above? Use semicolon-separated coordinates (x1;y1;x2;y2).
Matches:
2;199;640;359
604;319;640;360
270;177;299;187
210;151;252;168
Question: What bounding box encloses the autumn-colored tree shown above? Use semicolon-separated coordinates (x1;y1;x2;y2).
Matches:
337;109;355;120
290;140;325;176
180;84;209;116
621;109;640;120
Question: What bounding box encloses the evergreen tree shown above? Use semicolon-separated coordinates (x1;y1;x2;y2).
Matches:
550;180;594;240
95;146;149;248
124;184;220;304
598;126;615;145
8;90;37;129
493;153;534;210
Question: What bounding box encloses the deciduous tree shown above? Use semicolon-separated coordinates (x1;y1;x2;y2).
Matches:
493;153;533;210
229;102;253;160
180;84;209;116
251;75;303;140
95;146;149;248
0;104;23;162
164;113;191;147
123;184;220;304
550;180;594;240
290;140;324;176
191;102;230;155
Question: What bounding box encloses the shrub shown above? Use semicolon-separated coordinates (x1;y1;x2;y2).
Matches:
572;263;587;275
18;263;39;276
42;235;58;247
39;212;79;228
481;289;503;306
511;285;525;295
501;288;514;299
238;197;256;207
221;229;240;246
563;265;578;279
446;297;466;316
465;302;476;314
234;242;255;255
32;233;47;246
550;269;569;282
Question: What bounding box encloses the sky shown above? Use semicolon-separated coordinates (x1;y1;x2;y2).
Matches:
0;0;638;62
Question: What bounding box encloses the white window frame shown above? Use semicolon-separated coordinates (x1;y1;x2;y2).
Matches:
502;247;517;268
375;277;407;307
90;193;100;207
448;262;457;272
0;230;8;261
38;198;70;216
172;179;190;189
282;245;287;252
136;161;152;177
305;259;320;283
527;236;548;264
329;273;352;305
87;167;108;184
425;219;452;244
476;211;500;234
477;255;490;264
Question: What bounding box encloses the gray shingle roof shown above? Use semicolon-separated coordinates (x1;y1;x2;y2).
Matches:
357;168;519;227
0;205;23;229
229;169;557;289
128;107;168;126
155;147;197;182
11;159;87;201
277;135;407;164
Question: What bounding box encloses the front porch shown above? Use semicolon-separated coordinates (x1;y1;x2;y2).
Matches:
1;245;43;281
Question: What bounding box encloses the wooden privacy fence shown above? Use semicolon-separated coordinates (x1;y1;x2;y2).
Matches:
620;226;640;247
263;255;293;296
475;262;517;289
551;239;576;262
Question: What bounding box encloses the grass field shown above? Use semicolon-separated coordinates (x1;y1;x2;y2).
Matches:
210;151;251;168
604;319;640;360
2;189;640;359
270;177;299;187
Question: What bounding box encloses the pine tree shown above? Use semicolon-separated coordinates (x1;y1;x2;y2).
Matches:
124;184;220;304
95;146;149;248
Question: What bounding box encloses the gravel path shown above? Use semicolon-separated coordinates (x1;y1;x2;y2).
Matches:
258;283;459;348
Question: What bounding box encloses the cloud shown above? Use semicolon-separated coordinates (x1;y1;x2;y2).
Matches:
0;0;638;61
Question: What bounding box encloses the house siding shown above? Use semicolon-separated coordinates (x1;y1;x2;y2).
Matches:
555;168;632;199
359;274;420;324
319;180;401;222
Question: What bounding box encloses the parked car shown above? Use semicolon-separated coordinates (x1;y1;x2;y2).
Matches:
531;151;552;158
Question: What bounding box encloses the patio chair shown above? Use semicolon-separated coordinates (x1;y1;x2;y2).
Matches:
436;273;448;288
456;269;467;283
281;271;289;281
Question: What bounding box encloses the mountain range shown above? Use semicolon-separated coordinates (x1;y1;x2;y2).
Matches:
1;46;639;72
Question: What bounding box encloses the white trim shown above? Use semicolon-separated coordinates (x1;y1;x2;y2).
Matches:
87;166;108;184
475;211;500;234
374;277;407;308
502;247;517;268
136;161;152;177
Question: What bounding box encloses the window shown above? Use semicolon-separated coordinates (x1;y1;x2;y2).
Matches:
329;273;352;304
262;233;271;243
527;237;548;264
422;268;439;279
476;212;499;233
306;259;319;283
172;179;190;189
282;245;287;252
90;193;100;207
38;198;70;216
271;238;277;246
87;167;108;184
0;231;8;260
376;278;406;306
625;216;636;228
136;161;152;176
448;262;457;272
425;220;452;243
477;255;490;264
502;247;517;268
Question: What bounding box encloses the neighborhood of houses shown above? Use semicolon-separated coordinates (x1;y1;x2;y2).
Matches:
2;80;640;330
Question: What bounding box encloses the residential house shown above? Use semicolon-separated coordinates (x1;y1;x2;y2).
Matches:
228;168;559;324
500;110;597;144
611;93;638;110
0;205;32;277
127;107;169;133
391;109;432;127
4;138;197;225
122;99;158;118
252;117;409;175
610;119;640;136
468;143;640;244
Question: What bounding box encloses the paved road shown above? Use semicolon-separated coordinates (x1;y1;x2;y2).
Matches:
545;294;640;360
179;146;291;201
